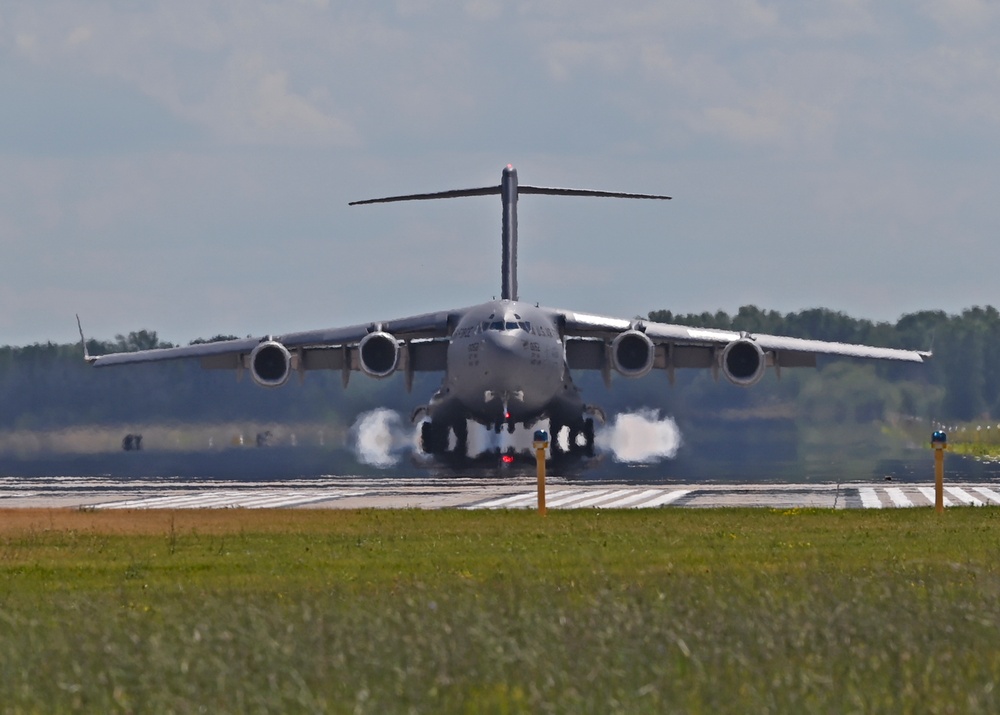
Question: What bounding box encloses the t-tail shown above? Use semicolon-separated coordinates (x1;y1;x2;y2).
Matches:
349;165;671;302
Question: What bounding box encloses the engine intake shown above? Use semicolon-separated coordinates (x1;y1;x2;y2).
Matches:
250;340;292;388
611;330;655;378
358;331;400;378
720;338;766;387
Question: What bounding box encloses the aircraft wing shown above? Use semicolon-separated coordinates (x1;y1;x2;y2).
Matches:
82;309;458;381
557;309;929;382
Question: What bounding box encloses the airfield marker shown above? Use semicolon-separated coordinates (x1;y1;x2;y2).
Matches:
533;429;549;516
931;430;948;514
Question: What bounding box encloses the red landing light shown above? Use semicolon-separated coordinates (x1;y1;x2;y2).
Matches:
505;411;511;420
501;454;515;464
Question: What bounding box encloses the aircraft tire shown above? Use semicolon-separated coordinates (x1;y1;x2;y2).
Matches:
583;418;595;458
421;421;448;455
453;420;468;457
549;422;563;454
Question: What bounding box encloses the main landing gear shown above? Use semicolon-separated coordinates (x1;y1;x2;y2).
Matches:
420;420;468;457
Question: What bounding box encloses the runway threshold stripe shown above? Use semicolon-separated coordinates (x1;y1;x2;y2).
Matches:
859;488;882;509
211;493;315;509
546;490;605;507
638;489;692;508
599;489;663;509
918;487;954;507
472;492;536;509
147;491;278;509
98;490;364;510
564;489;635;509
885;487;915;508
945;486;985;507
973;487;1000;504
100;492;227;509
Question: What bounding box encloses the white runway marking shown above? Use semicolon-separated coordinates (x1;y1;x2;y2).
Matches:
471;491;539;509
546;489;610;507
639;489;692;508
885;487;915;508
945;486;984;507
918;487;954;508
467;487;693;510
859;487;883;509
94;490;365;510
563;488;637;509
2;477;1000;510
974;487;1000;504
599;489;667;508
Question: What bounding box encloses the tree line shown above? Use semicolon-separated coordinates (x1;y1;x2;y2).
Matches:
0;305;997;432
648;304;999;422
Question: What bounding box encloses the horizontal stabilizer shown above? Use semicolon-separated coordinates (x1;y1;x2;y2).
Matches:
350;165;672;302
349;185;671;205
349;186;499;205
520;186;671;200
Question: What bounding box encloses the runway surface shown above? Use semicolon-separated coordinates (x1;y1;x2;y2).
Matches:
1;475;998;510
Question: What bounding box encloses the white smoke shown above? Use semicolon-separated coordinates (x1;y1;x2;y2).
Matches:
596;409;682;463
465;420;493;457
351;409;414;467
350;408;681;466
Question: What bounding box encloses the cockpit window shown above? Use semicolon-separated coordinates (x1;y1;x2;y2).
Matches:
481;319;531;332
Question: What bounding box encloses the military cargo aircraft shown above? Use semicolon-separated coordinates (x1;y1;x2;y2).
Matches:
82;165;929;458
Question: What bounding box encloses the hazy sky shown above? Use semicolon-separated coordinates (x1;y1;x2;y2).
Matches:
2;1;999;346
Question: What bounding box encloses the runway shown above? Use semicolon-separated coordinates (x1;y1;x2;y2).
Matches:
1;475;998;510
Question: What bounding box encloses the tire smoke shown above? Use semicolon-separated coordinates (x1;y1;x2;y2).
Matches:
351;409;414;467
350;408;681;467
596;409;682;463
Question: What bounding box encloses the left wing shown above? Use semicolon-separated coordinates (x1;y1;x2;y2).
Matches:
558;309;930;386
80;309;459;388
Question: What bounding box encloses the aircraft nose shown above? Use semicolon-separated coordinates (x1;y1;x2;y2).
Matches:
481;331;531;375
480;331;521;362
483;332;521;355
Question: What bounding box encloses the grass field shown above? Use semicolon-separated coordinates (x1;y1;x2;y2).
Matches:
1;507;999;714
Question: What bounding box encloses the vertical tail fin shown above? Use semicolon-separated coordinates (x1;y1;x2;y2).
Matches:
500;165;518;301
349;165;670;302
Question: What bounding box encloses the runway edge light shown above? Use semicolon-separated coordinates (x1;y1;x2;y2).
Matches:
533;430;549;516
932;430;948;514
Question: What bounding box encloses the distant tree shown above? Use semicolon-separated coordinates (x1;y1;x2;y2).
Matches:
190;335;242;345
2;303;1000;433
112;330;173;353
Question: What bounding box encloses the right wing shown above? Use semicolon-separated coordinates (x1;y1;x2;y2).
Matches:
557;309;929;385
80;309;461;387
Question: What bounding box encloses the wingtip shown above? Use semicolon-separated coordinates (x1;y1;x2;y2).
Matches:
76;314;95;363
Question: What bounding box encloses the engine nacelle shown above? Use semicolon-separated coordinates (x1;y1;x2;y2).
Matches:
611;330;655;379
250;340;292;388
720;338;766;387
358;331;400;378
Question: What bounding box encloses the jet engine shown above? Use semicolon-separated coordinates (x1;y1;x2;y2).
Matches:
720;338;766;387
358;331;400;378
611;330;655;378
250;340;292;388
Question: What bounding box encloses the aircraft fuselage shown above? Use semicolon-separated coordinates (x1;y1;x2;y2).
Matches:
435;300;567;429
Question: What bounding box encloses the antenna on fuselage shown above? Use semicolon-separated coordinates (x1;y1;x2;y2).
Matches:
349;165;671;302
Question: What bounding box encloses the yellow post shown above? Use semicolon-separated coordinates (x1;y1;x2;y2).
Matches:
533;429;549;516
931;430;947;514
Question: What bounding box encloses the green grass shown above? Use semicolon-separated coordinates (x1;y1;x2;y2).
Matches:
2;508;1000;713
